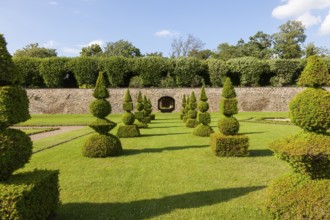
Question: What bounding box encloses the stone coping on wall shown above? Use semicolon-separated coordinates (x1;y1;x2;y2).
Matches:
26;87;330;114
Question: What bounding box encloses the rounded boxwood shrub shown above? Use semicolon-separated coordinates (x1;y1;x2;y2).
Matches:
219;98;238;116
0;129;32;181
198;101;209;112
198;112;211;125
193;124;214;137
83;134;122;158
122;112;135;125
116;125;140;138
264;173;330;220
270;132;330;179
218;116;239;135
89;99;111;119
0;86;30;129
289;88;330;133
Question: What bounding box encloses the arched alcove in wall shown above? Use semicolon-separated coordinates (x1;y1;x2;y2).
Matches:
158;96;175;112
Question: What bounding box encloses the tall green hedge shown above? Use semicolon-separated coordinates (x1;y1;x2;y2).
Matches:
268;59;304;86
13;57;45;88
68;57;100;88
207;59;228;87
99;57;132;87
39;57;71;88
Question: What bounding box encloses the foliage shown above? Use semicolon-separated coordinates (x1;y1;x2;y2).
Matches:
0;34;20;86
134;57;169;87
186;119;199;128
264;173;330;220
222;77;236;98
210;133;249;157
0;86;30;129
268;59;303;86
104;40;141;58
270;132;330;179
93;72;109;99
273;20;306;59
116;125;140;138
219;98;238;116
13;43;57;58
0;170;59;220
13;57;45;87
121;112;135;125
39;57;71;88
289;88;330;133
80;44;103;57
83;134;122;157
217;116;239;135
198;112;211;125
0;129;32;181
129;76;144;88
174;57;208;87
193;124;214;137
227;57;268;86
207;59;228;87
89;99;111;119
99;57;132;87
297;55;330;87
68;57;100;88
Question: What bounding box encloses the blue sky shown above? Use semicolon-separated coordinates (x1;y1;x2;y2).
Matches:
1;0;330;57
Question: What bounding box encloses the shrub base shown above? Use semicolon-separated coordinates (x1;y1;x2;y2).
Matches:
83;134;122;157
210;133;249;157
186;119;198;128
116;125;140;138
0;170;60;220
193;124;214;137
264;173;330;220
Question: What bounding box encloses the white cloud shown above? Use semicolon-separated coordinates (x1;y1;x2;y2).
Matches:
155;29;179;37
319;10;330;35
43;40;58;48
49;1;59;5
272;0;330;19
62;47;80;54
87;40;104;47
296;12;322;27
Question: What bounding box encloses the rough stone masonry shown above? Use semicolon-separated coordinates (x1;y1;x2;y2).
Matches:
26;87;330;114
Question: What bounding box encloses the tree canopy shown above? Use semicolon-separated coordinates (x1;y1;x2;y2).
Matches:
13;43;57;58
103;40;141;58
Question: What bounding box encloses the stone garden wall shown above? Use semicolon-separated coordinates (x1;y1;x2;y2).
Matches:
26;87;330;114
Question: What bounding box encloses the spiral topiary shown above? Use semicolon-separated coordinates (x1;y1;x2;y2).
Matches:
211;77;249;157
186;91;198;128
180;94;187;120
0;34;33;181
83;72;122;157
134;91;148;128
148;98;155;120
193;85;214;136
266;55;330;218
183;95;190;122
117;89;140;138
142;95;151;123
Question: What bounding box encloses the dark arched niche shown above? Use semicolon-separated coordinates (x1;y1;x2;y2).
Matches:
158;96;175;112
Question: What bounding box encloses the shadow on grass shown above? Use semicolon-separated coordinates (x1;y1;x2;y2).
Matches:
141;132;188;137
124;145;209;155
249;149;274;157
240;131;266;135
56;186;265;220
150;125;185;129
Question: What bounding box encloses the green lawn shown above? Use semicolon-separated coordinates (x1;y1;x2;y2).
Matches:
19;112;300;219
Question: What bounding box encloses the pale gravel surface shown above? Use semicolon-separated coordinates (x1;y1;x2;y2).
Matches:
14;126;87;141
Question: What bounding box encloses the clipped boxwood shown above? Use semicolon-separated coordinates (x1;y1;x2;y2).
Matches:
264;173;330;220
193;124;214;137
210;133;249;157
270;132;330;179
83;134;122;157
122;112;135;125
89;99;111;119
289;88;330;134
0;86;30;129
219;98;238;116
0;129;32;181
217;116;239;135
89;118;117;134
117;125;140;138
0;170;59;220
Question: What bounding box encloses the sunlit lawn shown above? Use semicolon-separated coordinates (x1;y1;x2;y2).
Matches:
19;112;300;219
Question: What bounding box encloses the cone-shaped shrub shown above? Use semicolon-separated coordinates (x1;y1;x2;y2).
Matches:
142;95;151;123
183;95;190;122
148;98;155;120
211;77;249;157
117;89;140;138
180;94;187;120
266;55;330;218
186;91;198;128
193;85;214;136
83;72;122;157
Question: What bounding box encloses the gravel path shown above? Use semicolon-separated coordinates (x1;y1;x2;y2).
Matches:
14;126;87;141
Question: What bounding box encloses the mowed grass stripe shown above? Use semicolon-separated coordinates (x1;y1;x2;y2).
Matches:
20;112;300;219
